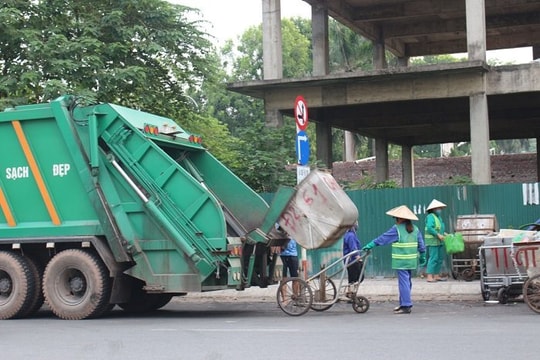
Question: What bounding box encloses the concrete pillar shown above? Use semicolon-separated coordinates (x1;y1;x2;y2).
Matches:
375;138;389;183
312;4;329;76
344;131;356;161
316;121;333;169
397;56;409;67
537;137;540;182
466;0;490;184
470;90;492;184
397;57;412;186
373;29;388;182
373;28;388;70
401;145;415;188
265;106;283;127
262;0;282;80
465;0;487;61
311;4;334;168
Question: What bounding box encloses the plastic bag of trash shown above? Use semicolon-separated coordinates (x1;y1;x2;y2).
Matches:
444;233;465;254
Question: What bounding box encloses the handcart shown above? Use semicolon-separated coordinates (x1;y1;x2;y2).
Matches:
516;240;540;313
453;214;498;281
479;229;540;312
276;250;370;316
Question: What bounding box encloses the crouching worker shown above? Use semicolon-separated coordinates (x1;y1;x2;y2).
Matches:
362;205;426;314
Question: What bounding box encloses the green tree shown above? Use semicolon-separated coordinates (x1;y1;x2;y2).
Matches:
0;0;241;170
196;19;314;191
0;0;214;117
329;19;373;72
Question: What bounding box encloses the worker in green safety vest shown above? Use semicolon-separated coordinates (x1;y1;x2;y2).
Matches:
424;199;448;282
362;205;426;314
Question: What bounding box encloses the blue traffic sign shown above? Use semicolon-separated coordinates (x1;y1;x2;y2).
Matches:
296;130;310;165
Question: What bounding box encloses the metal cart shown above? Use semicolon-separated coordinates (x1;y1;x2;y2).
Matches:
517;240;540;313
479;230;540;308
276;250;370;316
453;214;498;281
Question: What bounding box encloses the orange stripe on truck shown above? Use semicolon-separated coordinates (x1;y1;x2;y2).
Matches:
12;120;61;225
0;186;16;226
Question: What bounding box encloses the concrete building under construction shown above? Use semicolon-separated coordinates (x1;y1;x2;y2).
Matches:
228;0;540;187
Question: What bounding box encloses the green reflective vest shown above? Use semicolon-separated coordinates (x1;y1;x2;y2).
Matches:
391;223;419;270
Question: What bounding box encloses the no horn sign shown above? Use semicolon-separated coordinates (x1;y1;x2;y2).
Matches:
294;95;308;131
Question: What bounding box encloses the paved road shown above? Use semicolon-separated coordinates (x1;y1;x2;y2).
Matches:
1;299;536;360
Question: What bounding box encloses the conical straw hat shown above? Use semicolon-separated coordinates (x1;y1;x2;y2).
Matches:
385;205;418;221
427;199;447;211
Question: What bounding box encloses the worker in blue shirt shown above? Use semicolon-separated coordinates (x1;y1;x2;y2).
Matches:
362;205;426;314
279;237;299;301
343;221;363;296
280;238;298;279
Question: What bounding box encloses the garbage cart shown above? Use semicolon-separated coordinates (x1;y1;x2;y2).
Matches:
479;229;536;303
452;214;498;281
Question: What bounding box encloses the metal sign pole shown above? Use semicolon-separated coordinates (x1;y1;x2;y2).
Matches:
294;95;310;279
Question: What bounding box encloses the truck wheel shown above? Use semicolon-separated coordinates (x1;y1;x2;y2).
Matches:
118;284;173;313
43;249;111;320
0;251;37;319
19;256;44;318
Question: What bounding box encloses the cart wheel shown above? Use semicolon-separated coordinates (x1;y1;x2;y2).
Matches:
497;287;509;304
310;278;336;312
523;274;540;314
352;295;370;313
462;268;475;282
277;278;313;316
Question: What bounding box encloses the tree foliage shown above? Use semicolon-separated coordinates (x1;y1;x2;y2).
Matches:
1;0;242;171
0;0;215;118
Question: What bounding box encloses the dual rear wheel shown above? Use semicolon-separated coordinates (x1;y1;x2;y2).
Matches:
0;249;111;320
0;251;40;319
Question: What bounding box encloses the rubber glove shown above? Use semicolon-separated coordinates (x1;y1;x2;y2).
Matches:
419;252;427;267
362;241;376;252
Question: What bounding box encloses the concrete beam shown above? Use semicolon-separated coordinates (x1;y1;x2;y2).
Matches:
229;64;540;108
246;66;487;110
349;0;464;22
384;12;540;40
405;28;540;56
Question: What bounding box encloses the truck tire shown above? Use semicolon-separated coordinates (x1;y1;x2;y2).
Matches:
118;287;173;313
19;256;44;318
0;251;37;319
43;249;111;320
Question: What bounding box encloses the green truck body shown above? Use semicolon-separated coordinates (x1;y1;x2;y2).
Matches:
0;96;356;320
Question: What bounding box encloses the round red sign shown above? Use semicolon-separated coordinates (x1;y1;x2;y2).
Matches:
294;95;308;131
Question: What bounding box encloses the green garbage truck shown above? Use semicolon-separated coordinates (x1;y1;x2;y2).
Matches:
0;95;357;320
